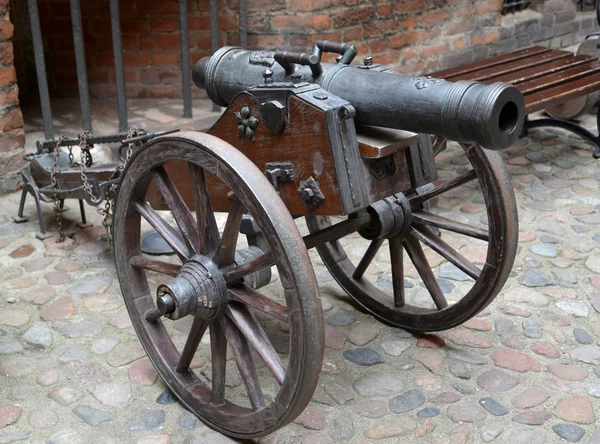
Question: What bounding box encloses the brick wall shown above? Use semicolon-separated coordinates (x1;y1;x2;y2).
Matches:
0;0;24;194
14;0;599;100
246;0;597;75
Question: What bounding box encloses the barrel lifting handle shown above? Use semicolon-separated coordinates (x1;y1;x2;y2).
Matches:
274;40;358;77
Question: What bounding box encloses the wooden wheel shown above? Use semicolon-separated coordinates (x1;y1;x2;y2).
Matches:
307;141;518;332
113;132;324;438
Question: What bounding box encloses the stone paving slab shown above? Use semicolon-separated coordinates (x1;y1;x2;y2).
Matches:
0;106;599;443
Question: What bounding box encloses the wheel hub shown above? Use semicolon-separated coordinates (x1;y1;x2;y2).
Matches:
157;255;228;320
359;192;412;240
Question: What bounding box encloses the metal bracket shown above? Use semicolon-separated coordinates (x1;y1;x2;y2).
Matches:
299;176;325;211
265;162;295;191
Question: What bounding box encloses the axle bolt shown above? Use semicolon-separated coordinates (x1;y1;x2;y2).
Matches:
157;293;175;315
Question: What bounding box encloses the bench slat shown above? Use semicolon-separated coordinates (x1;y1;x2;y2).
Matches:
450;50;572;82
492;54;594;84
517;61;600;95
433;46;551;80
525;70;600;113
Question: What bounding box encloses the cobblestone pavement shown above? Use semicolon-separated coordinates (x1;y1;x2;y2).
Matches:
1;106;600;443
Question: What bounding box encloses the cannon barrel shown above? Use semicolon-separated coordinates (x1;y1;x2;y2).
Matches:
193;46;525;151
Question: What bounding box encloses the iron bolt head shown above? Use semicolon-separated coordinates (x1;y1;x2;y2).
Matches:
157;293;175;314
363;56;373;66
263;69;274;84
301;187;314;201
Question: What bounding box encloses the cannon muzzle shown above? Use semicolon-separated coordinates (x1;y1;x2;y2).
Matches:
193;46;525;151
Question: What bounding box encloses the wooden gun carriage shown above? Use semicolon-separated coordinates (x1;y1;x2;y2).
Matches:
113;41;524;438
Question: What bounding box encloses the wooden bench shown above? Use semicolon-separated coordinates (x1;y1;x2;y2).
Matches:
433;45;600;158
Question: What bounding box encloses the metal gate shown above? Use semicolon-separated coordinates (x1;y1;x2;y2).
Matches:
27;0;247;141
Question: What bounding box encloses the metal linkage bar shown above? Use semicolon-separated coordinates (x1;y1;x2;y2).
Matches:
179;0;192;118
69;0;92;132
209;0;220;112
27;0;54;140
109;0;128;132
239;0;247;48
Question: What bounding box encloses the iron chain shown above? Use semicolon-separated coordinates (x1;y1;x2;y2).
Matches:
50;135;67;243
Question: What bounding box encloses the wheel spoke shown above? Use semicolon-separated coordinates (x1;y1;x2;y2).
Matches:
210;320;227;405
227;303;285;385
221;316;266;411
389;236;405;308
213;195;244;267
403;235;448;310
353;238;384;280
409;169;477;206
222;253;274;284
133;200;190;260
228;286;288;323
129;256;181;277
432;136;446;157
412;210;489;241
411;225;481;281
188;163;220;255
176;315;208;373
153;166;200;254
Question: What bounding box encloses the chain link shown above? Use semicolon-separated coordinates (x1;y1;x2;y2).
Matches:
95;128;142;244
50;135;68;243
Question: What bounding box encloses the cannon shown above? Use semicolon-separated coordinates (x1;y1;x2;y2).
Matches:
113;41;523;438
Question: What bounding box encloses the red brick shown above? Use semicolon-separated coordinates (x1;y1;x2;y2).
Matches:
121;18;149;34
421;9;451;27
0;20;14;41
470;30;499;46
390;31;426;49
289;32;341;49
122;35;140;51
343;25;363;42
0;131;25;153
289;0;341;12
451;37;467;51
188;17;211;31
0;108;24;133
0;41;13;66
402;17;418;28
248;0;286;11
123;53;150;68
370;38;388;54
401;47;419;61
395;0;430;13
124;70;138;83
151;53;179;66
364;20;401;38
475;0;503;15
271;14;331;30
376;49;401;65
87;71;110;84
377;4;393;17
151;17;179;33
446;19;475;36
140;35;181;51
0;66;15;87
333;6;374;28
141;0;180;14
